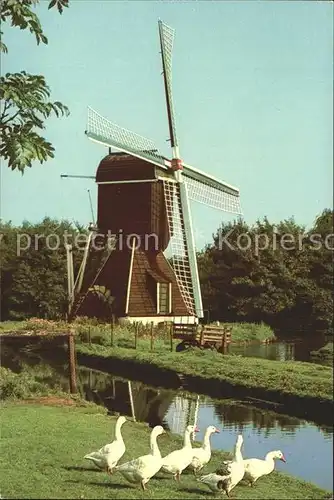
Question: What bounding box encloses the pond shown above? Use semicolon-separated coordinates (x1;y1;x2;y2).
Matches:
1;340;333;492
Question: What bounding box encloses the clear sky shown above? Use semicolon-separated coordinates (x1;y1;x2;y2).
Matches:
1;0;333;248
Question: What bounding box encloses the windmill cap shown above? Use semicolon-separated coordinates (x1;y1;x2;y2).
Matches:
171;158;183;171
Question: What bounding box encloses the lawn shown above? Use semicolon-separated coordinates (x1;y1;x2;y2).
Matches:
0;402;330;499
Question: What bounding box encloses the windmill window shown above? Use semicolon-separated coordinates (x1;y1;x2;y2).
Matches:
157;282;172;314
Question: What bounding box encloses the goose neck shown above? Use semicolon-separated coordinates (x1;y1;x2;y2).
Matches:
115;421;124;441
183;430;192;448
150;432;161;457
234;441;243;462
202;431;212;450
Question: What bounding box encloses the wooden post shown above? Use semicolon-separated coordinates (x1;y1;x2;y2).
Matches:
68;331;77;394
110;314;115;346
199;324;205;347
134;322;138;350
222;326;229;354
150;321;154;351
88;368;92;389
170;323;174;352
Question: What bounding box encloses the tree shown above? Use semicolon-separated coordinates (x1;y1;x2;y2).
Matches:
0;218;87;320
0;0;70;173
198;211;333;334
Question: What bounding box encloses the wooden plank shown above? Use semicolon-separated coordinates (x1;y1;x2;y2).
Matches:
173;332;196;340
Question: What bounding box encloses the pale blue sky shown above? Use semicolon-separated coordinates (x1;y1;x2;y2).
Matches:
1;1;333;248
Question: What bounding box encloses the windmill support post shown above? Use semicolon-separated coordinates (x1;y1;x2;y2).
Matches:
68;331;77;394
76;231;93;295
125;236;136;315
65;244;74;316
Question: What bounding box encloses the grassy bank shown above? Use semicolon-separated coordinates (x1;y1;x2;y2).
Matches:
1;402;330;499
76;343;333;403
0;317;276;344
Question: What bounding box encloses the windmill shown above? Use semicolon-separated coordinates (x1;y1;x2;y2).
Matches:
63;20;242;325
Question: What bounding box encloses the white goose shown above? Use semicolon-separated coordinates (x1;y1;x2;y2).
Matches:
189;425;220;475
84;415;127;474
243;450;286;486
114;425;165;490
161;424;199;481
198;434;244;497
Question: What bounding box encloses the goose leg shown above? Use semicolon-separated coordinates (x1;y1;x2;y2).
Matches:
140;480;147;491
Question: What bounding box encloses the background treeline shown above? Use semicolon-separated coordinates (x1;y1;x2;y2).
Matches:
198;209;333;333
0;218;86;320
0;210;333;335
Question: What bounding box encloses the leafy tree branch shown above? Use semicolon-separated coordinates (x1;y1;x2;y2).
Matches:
0;0;70;173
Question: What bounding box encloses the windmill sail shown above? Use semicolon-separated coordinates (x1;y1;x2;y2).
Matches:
184;175;242;214
163;179;203;317
86;107;167;168
158;20;178;149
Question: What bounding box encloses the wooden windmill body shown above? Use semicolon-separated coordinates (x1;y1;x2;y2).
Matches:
64;20;242;325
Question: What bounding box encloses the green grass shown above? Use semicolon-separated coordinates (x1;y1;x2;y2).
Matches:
0;403;330;499
2;318;331;402
0;318;69;336
0;318;275;344
211;322;276;343
76;343;333;402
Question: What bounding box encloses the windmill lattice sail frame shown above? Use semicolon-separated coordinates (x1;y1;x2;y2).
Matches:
163;179;197;316
86;107;242;215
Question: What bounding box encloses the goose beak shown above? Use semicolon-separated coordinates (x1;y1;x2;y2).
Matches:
194;426;200;432
215;428;220;433
280;455;286;463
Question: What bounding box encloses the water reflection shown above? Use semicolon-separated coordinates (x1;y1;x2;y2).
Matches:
1;342;333;491
228;334;332;366
213;400;303;437
78;367;175;427
164;393;333;492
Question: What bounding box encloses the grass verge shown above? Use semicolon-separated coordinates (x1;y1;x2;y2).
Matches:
76;343;333;402
0;318;276;344
0;403;330;499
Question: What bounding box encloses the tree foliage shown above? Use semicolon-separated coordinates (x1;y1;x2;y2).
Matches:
0;211;332;336
199;209;333;334
0;0;70;173
0;218;86;320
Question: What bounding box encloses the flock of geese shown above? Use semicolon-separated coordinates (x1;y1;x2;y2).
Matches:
84;416;286;495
